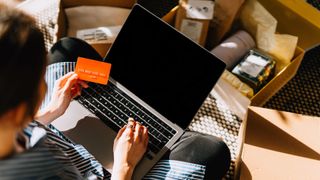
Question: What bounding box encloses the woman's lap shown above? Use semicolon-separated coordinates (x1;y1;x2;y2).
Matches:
167;131;231;179
47;37;231;179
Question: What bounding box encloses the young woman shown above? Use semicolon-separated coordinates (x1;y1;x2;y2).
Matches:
0;4;230;180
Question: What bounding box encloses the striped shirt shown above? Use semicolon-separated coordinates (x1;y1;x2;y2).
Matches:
0;122;98;179
0;120;206;179
0;62;206;179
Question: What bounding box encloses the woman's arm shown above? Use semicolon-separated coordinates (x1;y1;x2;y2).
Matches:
35;72;88;125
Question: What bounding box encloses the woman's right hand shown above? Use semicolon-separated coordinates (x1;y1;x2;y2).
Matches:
112;118;148;180
35;72;88;125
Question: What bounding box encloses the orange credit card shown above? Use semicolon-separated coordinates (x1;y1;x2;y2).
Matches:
75;57;111;85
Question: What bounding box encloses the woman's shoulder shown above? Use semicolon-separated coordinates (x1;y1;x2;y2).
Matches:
0;142;82;180
0;122;82;180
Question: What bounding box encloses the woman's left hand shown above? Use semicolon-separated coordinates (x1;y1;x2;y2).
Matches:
36;72;88;125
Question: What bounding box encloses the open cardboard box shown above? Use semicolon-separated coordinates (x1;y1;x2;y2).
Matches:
251;0;320;106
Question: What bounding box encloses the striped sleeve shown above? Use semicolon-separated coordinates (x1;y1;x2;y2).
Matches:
41;62;76;109
35;122;110;179
0;137;82;180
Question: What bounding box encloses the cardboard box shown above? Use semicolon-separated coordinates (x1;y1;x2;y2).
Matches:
258;0;320;51
240;106;320;180
249;0;320;106
19;0;136;57
57;0;136;57
250;47;304;106
174;0;213;46
62;0;135;9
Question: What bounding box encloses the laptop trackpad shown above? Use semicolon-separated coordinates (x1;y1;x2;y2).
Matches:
52;101;116;172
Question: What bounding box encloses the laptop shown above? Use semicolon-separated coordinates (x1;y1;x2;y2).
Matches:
53;4;225;179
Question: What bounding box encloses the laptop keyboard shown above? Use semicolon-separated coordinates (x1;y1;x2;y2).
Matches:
76;81;177;159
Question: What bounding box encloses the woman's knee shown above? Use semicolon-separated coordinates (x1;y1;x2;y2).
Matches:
202;135;231;179
169;132;231;179
48;37;102;64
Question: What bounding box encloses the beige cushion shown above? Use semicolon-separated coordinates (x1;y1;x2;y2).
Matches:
65;6;130;37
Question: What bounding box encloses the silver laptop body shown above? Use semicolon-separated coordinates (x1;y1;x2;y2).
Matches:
54;77;184;179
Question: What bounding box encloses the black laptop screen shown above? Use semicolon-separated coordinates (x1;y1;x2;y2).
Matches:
105;5;225;129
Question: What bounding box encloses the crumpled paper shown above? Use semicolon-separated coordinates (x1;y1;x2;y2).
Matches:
240;0;298;73
240;0;277;52
221;70;254;98
269;34;298;73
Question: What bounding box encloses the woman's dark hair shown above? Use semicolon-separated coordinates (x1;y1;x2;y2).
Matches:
0;4;46;117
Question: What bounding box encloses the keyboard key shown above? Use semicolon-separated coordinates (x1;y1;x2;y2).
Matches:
162;130;173;139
